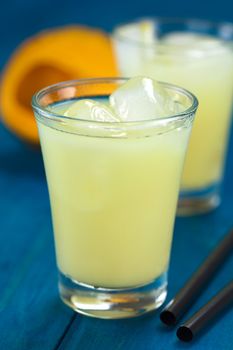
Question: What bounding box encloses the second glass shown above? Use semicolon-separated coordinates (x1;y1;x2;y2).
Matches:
113;19;233;214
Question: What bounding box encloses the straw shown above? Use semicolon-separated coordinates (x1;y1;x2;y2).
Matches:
176;280;233;342
160;229;233;326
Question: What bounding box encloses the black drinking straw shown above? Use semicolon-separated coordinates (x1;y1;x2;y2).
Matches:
160;229;233;326
176;280;233;342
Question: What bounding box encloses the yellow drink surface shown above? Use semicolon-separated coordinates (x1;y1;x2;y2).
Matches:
114;36;233;190
38;100;191;288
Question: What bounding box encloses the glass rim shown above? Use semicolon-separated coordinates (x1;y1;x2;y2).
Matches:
113;17;233;55
32;77;198;127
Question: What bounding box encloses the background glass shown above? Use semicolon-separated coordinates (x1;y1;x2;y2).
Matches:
113;19;233;214
32;78;197;319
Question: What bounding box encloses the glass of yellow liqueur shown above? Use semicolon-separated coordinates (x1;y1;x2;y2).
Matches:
32;77;197;318
113;19;233;214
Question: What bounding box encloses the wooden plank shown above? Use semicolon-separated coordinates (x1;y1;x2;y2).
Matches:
0;124;75;350
1;124;233;349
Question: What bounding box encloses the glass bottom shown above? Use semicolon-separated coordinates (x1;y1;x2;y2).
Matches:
58;271;167;319
177;183;220;216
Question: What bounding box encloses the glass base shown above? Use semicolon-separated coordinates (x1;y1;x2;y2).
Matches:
177;184;220;216
58;271;167;319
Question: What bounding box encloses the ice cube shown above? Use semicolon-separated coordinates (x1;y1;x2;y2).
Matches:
113;21;156;76
162;32;222;56
64;99;120;122
162;32;202;46
115;20;155;45
110;77;177;121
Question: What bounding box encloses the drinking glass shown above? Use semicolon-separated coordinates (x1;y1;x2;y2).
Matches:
113;19;233;214
32;78;197;318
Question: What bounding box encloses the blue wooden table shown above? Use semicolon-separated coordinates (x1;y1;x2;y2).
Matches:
0;117;233;350
1;0;233;347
